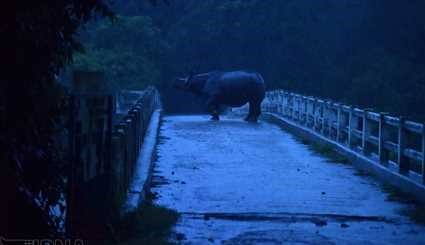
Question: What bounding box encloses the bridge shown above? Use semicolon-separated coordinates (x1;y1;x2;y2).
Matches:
67;71;425;243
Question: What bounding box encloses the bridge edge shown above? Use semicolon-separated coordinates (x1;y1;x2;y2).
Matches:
263;112;425;205
121;109;162;214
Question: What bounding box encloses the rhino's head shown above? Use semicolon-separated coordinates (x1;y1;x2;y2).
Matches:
173;72;206;95
173;72;193;91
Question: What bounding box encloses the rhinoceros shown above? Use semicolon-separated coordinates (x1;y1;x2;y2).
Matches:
173;70;265;122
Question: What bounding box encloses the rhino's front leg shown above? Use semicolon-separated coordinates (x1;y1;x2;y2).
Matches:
207;97;220;121
244;103;254;121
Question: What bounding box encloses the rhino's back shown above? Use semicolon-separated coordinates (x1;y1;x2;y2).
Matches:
204;71;265;106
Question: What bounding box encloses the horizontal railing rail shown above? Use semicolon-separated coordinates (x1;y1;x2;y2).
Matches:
254;90;424;186
111;86;161;200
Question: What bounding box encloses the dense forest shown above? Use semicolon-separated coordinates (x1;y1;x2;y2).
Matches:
75;0;425;119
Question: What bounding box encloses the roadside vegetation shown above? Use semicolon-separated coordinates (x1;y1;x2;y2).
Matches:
381;184;425;225
284;122;425;226
301;140;349;164
104;203;179;245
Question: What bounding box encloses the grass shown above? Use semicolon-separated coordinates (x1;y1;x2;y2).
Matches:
99;124;182;245
380;183;425;225
309;144;349;164
104;133;179;245
381;184;414;203
99;133;179;245
296;137;349;164
400;206;425;225
305;138;425;226
103;203;179;245
265;115;425;226
103;123;180;245
264;115;349;164
353;169;372;177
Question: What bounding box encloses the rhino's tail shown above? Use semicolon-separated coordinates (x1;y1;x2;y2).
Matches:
253;72;266;100
254;71;263;81
254;72;266;88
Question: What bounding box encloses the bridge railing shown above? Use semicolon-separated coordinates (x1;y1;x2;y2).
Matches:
258;90;425;185
111;87;161;206
67;70;161;237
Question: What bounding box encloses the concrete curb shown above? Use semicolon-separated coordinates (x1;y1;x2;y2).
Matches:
263;112;425;204
122;109;162;213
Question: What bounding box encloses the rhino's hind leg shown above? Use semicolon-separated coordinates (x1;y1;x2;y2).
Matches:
211;110;220;121
246;101;261;122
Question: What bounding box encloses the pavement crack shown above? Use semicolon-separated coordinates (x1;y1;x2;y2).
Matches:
180;211;400;225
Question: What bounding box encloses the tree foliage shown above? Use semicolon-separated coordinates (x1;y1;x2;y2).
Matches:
0;0;170;237
138;0;425;119
73;15;165;90
0;0;114;237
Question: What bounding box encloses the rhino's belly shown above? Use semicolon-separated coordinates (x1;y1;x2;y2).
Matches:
219;95;248;107
224;101;248;107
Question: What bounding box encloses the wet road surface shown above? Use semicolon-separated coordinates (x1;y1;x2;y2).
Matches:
151;115;425;244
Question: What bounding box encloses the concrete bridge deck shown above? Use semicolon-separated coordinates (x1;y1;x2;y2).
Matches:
151;115;425;244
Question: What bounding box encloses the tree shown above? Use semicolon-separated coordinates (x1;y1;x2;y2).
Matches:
144;0;425;119
0;0;167;238
73;15;165;90
0;0;114;237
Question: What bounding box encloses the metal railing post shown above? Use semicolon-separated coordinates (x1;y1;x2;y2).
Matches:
398;116;409;174
312;98;316;129
362;109;370;155
290;93;294;120
303;97;308;126
348;106;354;148
422;123;425;183
320;101;325;135
336;104;341;142
378;113;389;165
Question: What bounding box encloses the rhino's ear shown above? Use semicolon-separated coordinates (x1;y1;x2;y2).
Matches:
188;71;195;80
184;78;190;88
173;77;185;89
